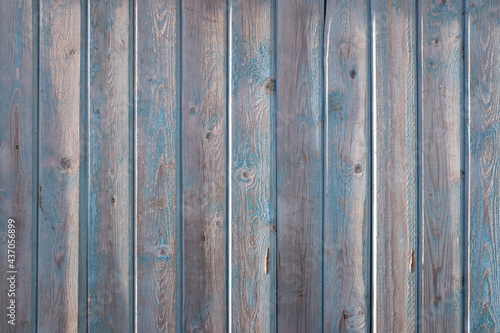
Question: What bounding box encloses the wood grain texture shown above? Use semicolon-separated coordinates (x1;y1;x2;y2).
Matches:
468;1;500;331
276;0;323;331
182;0;228;331
38;0;82;331
0;0;35;331
231;0;276;331
420;0;464;331
136;0;182;331
374;0;417;332
88;0;133;331
323;0;370;331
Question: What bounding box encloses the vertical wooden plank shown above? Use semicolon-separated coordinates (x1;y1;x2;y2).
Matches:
374;0;417;331
276;0;323;331
87;0;133;331
0;0;35;331
136;0;182;331
323;0;370;331
420;0;464;331
38;0;82;331
231;0;276;331
182;0;228;331
468;1;500;331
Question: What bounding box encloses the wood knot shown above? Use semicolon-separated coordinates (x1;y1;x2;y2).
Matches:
189;107;196;114
111;197;116;203
350;69;356;79
354;163;362;173
69;49;75;55
201;235;206;241
206;132;213;140
242;171;249;179
264;77;276;94
15;145;19;150
299;293;303;298
60;157;71;170
94;108;100;114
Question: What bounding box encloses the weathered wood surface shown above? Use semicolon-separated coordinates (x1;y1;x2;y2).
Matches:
374;0;417;332
182;0;228;331
231;0;277;331
420;0;464;331
276;0;324;331
323;0;371;331
88;0;133;331
136;0;182;332
37;0;82;331
468;1;500;332
0;0;35;332
3;2;500;332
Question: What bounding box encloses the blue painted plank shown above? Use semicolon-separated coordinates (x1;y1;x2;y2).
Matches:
135;1;182;331
87;0;134;331
38;0;82;331
323;0;371;331
0;0;36;331
420;0;464;331
231;0;277;331
373;0;417;331
468;1;500;331
276;0;324;331
181;0;228;331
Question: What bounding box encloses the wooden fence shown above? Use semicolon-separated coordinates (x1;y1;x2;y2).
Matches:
0;0;497;332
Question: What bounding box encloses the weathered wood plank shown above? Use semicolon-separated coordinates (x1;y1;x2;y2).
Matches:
231;0;276;331
0;0;36;331
182;0;228;331
420;0;464;331
468;1;500;331
276;0;323;331
323;0;370;331
374;0;417;331
87;0;133;331
136;0;182;331
38;0;82;331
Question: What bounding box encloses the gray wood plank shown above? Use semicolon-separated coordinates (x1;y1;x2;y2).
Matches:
0;0;36;331
276;0;324;331
87;0;133;331
182;0;228;331
136;0;182;331
374;0;417;331
231;0;277;331
323;0;371;331
38;0;82;331
420;0;464;331
468;1;500;331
